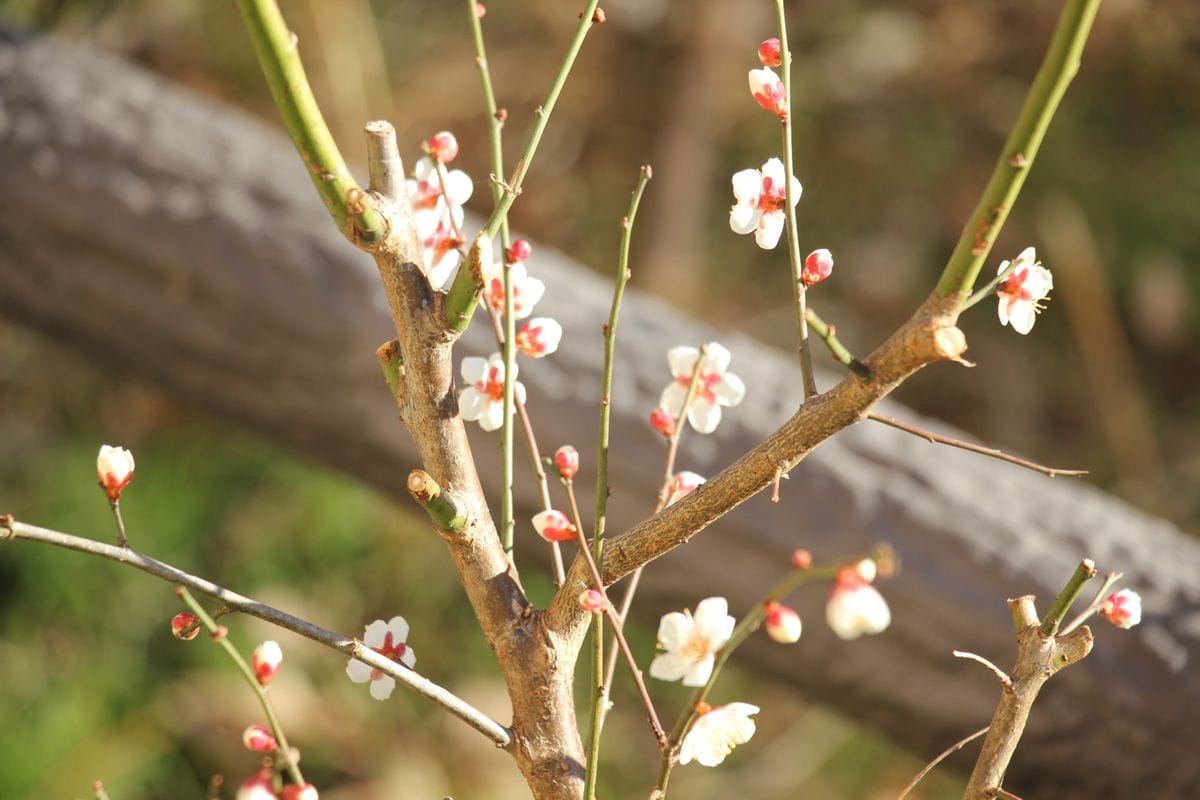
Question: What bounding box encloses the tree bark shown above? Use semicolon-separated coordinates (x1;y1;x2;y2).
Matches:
2;28;1198;797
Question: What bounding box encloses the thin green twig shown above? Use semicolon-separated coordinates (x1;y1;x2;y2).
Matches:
935;0;1103;298
1040;558;1097;636
804;308;871;380
773;0;817;398
444;1;605;329
234;0;387;245
177;587;306;788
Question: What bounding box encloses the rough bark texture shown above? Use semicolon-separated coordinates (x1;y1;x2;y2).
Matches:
3;29;1200;797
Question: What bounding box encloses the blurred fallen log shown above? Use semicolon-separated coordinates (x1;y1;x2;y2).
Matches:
1;27;1197;797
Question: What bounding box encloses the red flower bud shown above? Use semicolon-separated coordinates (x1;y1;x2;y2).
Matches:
649;406;676;438
507;239;533;263
424;131;459;164
171;612;200;641
251;641;283;686
758;37;782;68
802;249;834;287
554;445;580;480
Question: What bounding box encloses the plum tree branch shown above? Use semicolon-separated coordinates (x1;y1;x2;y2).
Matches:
0;516;512;747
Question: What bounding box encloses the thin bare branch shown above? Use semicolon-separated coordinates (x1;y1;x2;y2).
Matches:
0;517;512;748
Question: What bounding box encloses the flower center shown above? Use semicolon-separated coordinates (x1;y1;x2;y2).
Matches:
757;176;787;213
369;631;409;680
483;365;506;402
676;370;721;404
999;267;1033;301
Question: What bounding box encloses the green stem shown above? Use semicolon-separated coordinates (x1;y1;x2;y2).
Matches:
600;345;705;713
1060;570;1123;635
444;0;604;329
177;587;306;788
467;0;509;240
406;470;467;534
805;308;871;381
1040;558;1097;636
375;339;403;400
774;0;817;398
234;0;387;245
596;166;652;561
562;480;666;787
935;0;1103;298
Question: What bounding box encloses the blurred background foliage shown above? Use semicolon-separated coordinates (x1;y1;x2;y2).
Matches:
0;0;1195;797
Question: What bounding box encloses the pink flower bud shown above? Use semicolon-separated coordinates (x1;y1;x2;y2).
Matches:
802;249;834;287
649;406;676;438
665;471;705;506
758;37;782;68
790;548;813;570
252;640;283;686
171;612;200;641
515;317;563;358
578;589;606;613
748;67;788;120
281;784;319;800
764;601;802;643
474;2;486;18
507;239;533;263
242;724;278;752
424;131;459;164
236;770;277;800
554;445;580;480
97;445;135;503
532;509;577;543
1100;589;1142;629
211;625;228;642
853;558;877;584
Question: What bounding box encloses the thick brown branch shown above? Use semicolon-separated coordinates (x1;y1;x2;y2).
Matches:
963;595;1094;799
547;293;968;647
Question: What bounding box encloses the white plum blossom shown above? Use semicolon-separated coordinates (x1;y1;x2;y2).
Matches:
729;157;801;249
346;616;417;701
459;353;526;432
679;703;760;767
996;247;1053;335
659;343;746;435
650;597;736;686
486;261;545;319
826;567;891;640
407;154;474;289
515;317;563;358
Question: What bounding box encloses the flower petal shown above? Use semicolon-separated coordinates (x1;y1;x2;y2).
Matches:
659;382;688;417
655;610;692;651
387;617;410;642
731;169;762;203
760;157;786;184
713;372;746;407
667;346;700;378
649;652;691;682
345;658;373;684
363;620;389;648
442;169;474;205
459;388;486;421
755;212;785;249
461;357;489;384
703;342;732;375
681;655;715;687
729;203;761;235
369;675;397;701
480;399;504;431
688;399;722;434
1009;304;1036;335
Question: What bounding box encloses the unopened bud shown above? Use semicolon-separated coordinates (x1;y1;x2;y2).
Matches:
97;445;135;503
790;548;813;570
554;445;580;480
281;784;319;800
802;249;834;287
649;406;676;438
532;509;577;543
252;641;283;686
171;612;200;641
424;131;459;164
758;37;782;68
578;589;606;613
242;724;278;752
764;601;802;644
507;239;532;263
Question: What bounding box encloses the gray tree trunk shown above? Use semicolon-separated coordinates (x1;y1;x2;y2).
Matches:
1;28;1197;797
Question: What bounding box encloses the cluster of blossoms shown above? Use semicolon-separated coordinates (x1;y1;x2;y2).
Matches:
408;132;474;290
